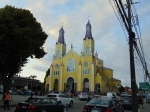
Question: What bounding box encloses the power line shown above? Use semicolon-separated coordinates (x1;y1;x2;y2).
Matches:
109;0;128;40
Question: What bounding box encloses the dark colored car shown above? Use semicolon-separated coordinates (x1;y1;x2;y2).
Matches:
119;95;132;109
137;93;144;104
83;96;124;112
12;91;24;95
14;97;68;112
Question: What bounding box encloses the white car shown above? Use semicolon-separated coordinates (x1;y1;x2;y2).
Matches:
78;92;88;100
47;93;73;107
107;92;118;99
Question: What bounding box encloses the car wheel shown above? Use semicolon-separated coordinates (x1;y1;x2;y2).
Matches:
63;107;67;112
41;110;47;112
69;101;73;107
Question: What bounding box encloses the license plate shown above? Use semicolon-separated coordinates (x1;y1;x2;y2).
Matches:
91;109;100;112
124;100;129;102
21;106;26;108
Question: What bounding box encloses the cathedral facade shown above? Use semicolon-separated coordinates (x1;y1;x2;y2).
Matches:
45;20;121;95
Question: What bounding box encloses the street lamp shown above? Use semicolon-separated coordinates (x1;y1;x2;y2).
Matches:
28;75;37;98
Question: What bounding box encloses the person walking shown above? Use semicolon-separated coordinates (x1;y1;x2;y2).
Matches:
2;91;11;110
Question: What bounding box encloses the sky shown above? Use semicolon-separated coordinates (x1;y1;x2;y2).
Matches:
0;0;150;87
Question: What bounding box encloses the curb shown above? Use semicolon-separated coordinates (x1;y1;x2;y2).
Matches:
0;104;17;108
0;101;18;108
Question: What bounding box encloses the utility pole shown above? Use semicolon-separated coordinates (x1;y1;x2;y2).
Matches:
112;0;138;112
127;0;138;112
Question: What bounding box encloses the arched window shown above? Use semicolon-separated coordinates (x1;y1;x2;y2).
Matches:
84;46;89;54
67;59;75;72
82;69;90;75
56;50;60;57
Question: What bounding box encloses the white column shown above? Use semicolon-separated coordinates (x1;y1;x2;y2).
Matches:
49;64;53;91
91;61;95;91
78;61;82;91
59;63;63;91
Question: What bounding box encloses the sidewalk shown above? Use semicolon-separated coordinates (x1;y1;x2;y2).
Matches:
139;103;150;112
0;94;30;108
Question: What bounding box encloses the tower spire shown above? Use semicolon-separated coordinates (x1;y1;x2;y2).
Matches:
84;19;93;40
57;24;65;44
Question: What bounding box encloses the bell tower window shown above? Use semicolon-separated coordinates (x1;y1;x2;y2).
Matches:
84;46;89;54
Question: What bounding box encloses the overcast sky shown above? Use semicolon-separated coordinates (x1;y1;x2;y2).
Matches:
1;0;150;87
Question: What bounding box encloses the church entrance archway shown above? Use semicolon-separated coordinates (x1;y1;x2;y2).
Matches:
95;83;100;95
66;77;74;93
53;79;58;91
83;78;89;93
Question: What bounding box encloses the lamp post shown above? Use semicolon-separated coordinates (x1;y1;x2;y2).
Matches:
28;75;37;98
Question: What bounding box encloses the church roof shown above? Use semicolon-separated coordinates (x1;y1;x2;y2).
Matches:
56;26;65;44
111;78;121;81
101;66;112;70
84;20;93;40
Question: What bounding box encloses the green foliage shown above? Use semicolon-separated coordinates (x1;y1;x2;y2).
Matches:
46;68;50;77
43;68;50;91
118;85;124;93
0;5;48;90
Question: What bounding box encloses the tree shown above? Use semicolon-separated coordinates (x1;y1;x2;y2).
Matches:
118;85;124;94
0;5;48;92
43;68;50;92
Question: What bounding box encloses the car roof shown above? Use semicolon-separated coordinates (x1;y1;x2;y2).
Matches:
29;96;49;98
93;96;112;100
48;93;66;96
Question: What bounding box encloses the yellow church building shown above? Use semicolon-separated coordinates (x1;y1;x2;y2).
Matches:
45;20;121;95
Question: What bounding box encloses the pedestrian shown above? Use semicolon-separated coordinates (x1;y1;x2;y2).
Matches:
2;91;11;110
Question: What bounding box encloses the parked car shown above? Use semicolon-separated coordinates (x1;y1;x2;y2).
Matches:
14;96;68;112
9;90;12;94
119;94;132;109
24;90;35;95
120;92;128;96
12;91;24;95
78;92;88;100
146;93;150;103
107;92;118;99
67;92;74;98
82;96;124;112
47;93;73;107
137;93;144;105
0;84;3;94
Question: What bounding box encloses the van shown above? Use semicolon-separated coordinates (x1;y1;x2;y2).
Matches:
107;92;118;99
0;84;3;94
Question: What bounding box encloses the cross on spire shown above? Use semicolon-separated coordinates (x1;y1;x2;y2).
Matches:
71;43;73;49
61;22;63;27
88;16;90;21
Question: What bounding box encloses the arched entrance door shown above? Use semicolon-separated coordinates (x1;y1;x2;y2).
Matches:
53;79;58;91
66;77;74;93
83;78;89;93
95;83;100;95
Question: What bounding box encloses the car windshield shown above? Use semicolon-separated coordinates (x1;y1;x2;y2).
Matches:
47;95;57;97
120;96;132;100
82;93;87;95
25;98;41;103
88;98;110;105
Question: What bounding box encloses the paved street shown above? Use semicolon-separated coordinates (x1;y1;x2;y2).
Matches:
0;94;149;112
